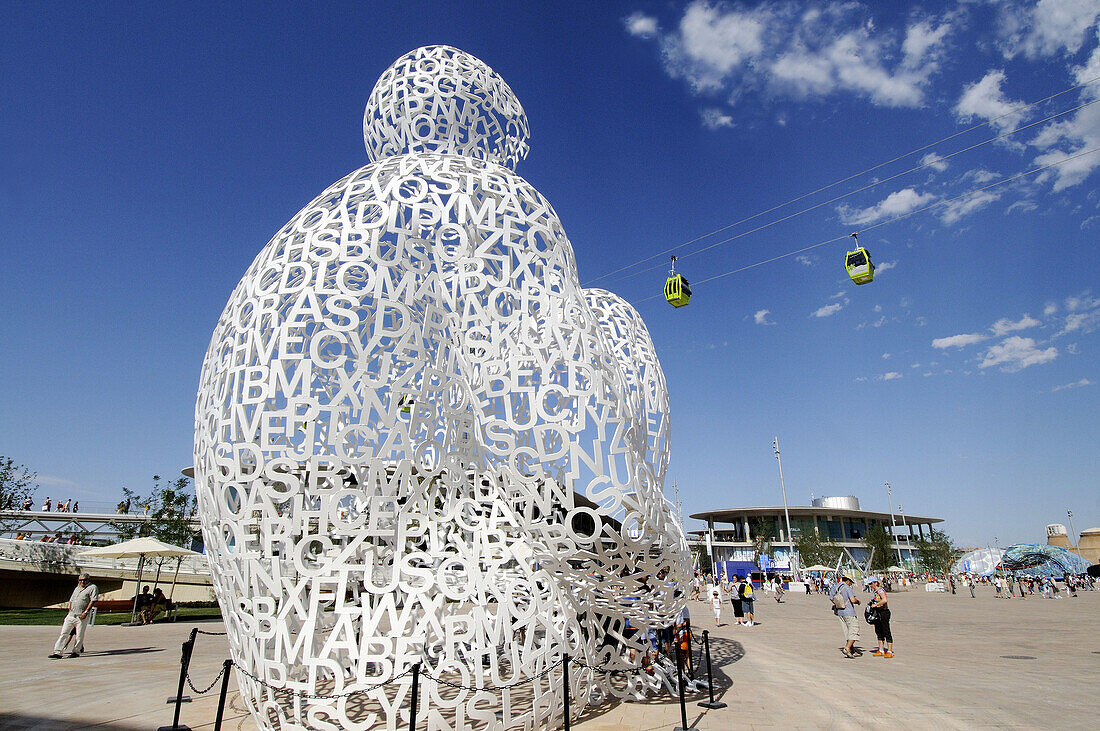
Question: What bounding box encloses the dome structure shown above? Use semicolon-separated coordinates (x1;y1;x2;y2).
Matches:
951;547;1004;576
999;543;1091;577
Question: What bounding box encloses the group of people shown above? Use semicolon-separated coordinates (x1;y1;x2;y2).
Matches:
949;572;1094;599
12;533;81;544
25;496;79;512
831;574;893;659
703;574;759;627
48;575;177;659
134;585;172;624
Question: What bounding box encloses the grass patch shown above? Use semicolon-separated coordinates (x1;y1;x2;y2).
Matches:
0;606;222;626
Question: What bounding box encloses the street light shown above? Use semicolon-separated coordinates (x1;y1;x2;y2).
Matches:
1067;510;1083;557
773;437;798;580
885;482;903;566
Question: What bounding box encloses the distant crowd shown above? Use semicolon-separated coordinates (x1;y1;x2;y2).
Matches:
22;496;79;513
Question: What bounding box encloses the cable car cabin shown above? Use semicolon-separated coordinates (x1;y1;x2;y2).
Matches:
664;274;692;307
845;247;875;285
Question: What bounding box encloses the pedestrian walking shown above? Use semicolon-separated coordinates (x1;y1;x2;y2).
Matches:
41;496;52;511
968;575;976;598
739;575;756;626
49;573;97;658
711;589;723;626
775;577;785;603
865;577;893;658
831;573;861;658
730;575;745;625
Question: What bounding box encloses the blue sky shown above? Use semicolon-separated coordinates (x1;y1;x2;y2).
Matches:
2;1;1098;547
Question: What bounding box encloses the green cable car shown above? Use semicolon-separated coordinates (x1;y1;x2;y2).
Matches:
845;233;875;285
398;394;413;413
664;256;692;308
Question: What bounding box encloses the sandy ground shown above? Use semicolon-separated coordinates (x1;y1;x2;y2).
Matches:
0;583;1097;730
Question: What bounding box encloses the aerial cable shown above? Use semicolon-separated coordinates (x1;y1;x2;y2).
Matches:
633;145;1100;304
585;74;1100;286
595;95;1100;287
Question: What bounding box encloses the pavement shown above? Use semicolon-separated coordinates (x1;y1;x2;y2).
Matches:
0;585;1097;730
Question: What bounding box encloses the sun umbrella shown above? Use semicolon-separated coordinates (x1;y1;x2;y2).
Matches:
80;537;198;624
802;564;833;572
886;566;908;573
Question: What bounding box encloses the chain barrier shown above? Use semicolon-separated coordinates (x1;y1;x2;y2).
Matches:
195;629;228;636
233;662;418;700
187;662;229;696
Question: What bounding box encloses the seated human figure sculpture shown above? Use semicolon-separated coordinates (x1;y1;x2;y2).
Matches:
194;45;689;731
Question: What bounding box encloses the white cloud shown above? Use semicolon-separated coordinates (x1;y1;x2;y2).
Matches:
1052;377;1094;392
873;304;882;313
37;475;78;487
999;0;1100;59
1026;40;1100;190
636;1;953;114
876;260;897;273
921;152;948;172
1058;293;1100;335
813;302;844;318
882;352;892;359
830;290;846;299
990;314;1041;336
1067;342;1081;354
701;108;735;129
961;168;999;185
940;189;1002;224
879;371;903;381
979;336;1058;372
624;12;659;38
954;70;1026;134
1083;214;1100;229
932;332;988;349
754;308;774;325
796;254;816;266
1006;199;1039;215
1044;301;1058;316
837;188;936;225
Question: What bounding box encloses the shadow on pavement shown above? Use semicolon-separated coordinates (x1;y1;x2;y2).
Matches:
81;646;165;657
0;714;144;731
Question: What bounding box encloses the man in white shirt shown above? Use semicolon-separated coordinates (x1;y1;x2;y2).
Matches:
49;572;98;658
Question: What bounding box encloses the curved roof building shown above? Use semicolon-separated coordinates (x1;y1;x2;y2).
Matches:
691;495;942;579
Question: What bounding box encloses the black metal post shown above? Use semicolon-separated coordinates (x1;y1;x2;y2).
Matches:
673;642;689;731
562;653;570;731
409;662;420;731
213;658;233;731
158;628;197;731
685;618;694;679
698;629;727;709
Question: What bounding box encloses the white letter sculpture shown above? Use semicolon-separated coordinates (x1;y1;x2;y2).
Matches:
194;45;690;731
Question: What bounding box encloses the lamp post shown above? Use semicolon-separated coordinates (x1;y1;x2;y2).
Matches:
773;438;798;580
898;502;913;565
885;482;902;567
1067;510;1082;557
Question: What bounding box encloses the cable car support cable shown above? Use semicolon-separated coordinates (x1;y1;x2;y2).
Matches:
633;144;1100;304
584;75;1100;287
589;93;1100;288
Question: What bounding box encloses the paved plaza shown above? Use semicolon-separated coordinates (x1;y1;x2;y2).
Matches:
0;586;1096;730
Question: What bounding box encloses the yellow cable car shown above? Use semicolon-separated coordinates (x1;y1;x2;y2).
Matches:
664;256;692;307
845;233;875;285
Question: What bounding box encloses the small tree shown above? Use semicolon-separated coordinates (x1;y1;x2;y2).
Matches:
113;474;197;547
863;524;893;570
915;528;963;577
795;530;843;568
0;457;38;530
692;544;713;575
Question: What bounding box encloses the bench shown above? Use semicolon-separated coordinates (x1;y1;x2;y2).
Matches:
93;599;179;621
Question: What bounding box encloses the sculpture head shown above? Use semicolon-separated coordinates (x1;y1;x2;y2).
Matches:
364;45;531;169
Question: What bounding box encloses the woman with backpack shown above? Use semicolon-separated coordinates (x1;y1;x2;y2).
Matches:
739;575;756;626
730;575;745;625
